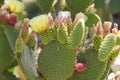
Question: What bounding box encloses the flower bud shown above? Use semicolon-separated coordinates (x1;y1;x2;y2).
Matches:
55;11;72;27
0;10;10;24
9;13;17;25
103;21;112;36
73;12;87;27
4;0;25;13
74;63;87;72
29;14;50;33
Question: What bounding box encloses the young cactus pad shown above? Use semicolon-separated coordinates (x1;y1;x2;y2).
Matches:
98;34;117;61
68;19;85;49
38;41;75;80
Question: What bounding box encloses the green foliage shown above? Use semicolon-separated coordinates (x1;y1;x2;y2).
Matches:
68;20;85;49
4;25;19;51
85;12;101;27
66;0;94;16
116;35;120;45
98;34;116;61
0;27;14;72
68;48;107;80
36;0;57;13
100;61;111;80
93;36;103;50
38;41;75;80
94;0;105;9
57;27;68;44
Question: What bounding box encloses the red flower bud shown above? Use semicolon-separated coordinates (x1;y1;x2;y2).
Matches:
9;13;17;25
0;10;10;24
74;63;87;72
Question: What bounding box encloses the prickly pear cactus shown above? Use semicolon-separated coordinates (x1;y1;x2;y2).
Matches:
68;48;108;80
38;41;75;80
0;0;120;80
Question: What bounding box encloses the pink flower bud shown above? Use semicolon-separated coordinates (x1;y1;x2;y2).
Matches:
55;11;72;27
103;21;112;36
74;63;87;72
48;13;54;29
9;13;17;25
0;10;10;24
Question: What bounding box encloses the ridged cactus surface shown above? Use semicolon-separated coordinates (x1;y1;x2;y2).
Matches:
98;34;116;61
68;48;107;80
85;13;101;27
38;41;75;80
68;20;85;49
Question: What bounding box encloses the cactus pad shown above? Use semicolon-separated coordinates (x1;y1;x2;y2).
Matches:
68;20;85;49
68;48;107;80
93;35;103;50
38;41;75;80
66;0;94;16
85;13;101;27
57;27;68;44
36;0;57;13
4;25;19;51
0;27;14;72
17;45;43;80
98;34;116;61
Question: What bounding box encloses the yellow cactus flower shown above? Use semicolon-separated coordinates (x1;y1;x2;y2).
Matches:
4;0;25;13
29;15;49;33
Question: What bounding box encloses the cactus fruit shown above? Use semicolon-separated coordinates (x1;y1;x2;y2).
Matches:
36;0;57;13
74;63;87;72
9;13;17;25
68;19;85;49
38;41;75;80
98;34;117;61
0;10;10;24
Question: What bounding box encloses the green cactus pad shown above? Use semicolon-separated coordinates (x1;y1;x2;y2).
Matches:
4;25;19;51
38;41;75;80
116;35;120;45
40;32;50;45
68;48;107;80
85;13;101;27
17;45;44;80
100;61;111;80
93;35;103;50
36;0;57;13
27;35;36;48
57;27;68;44
68;20;85;49
0;27;14;72
98;34;116;61
66;0;94;16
